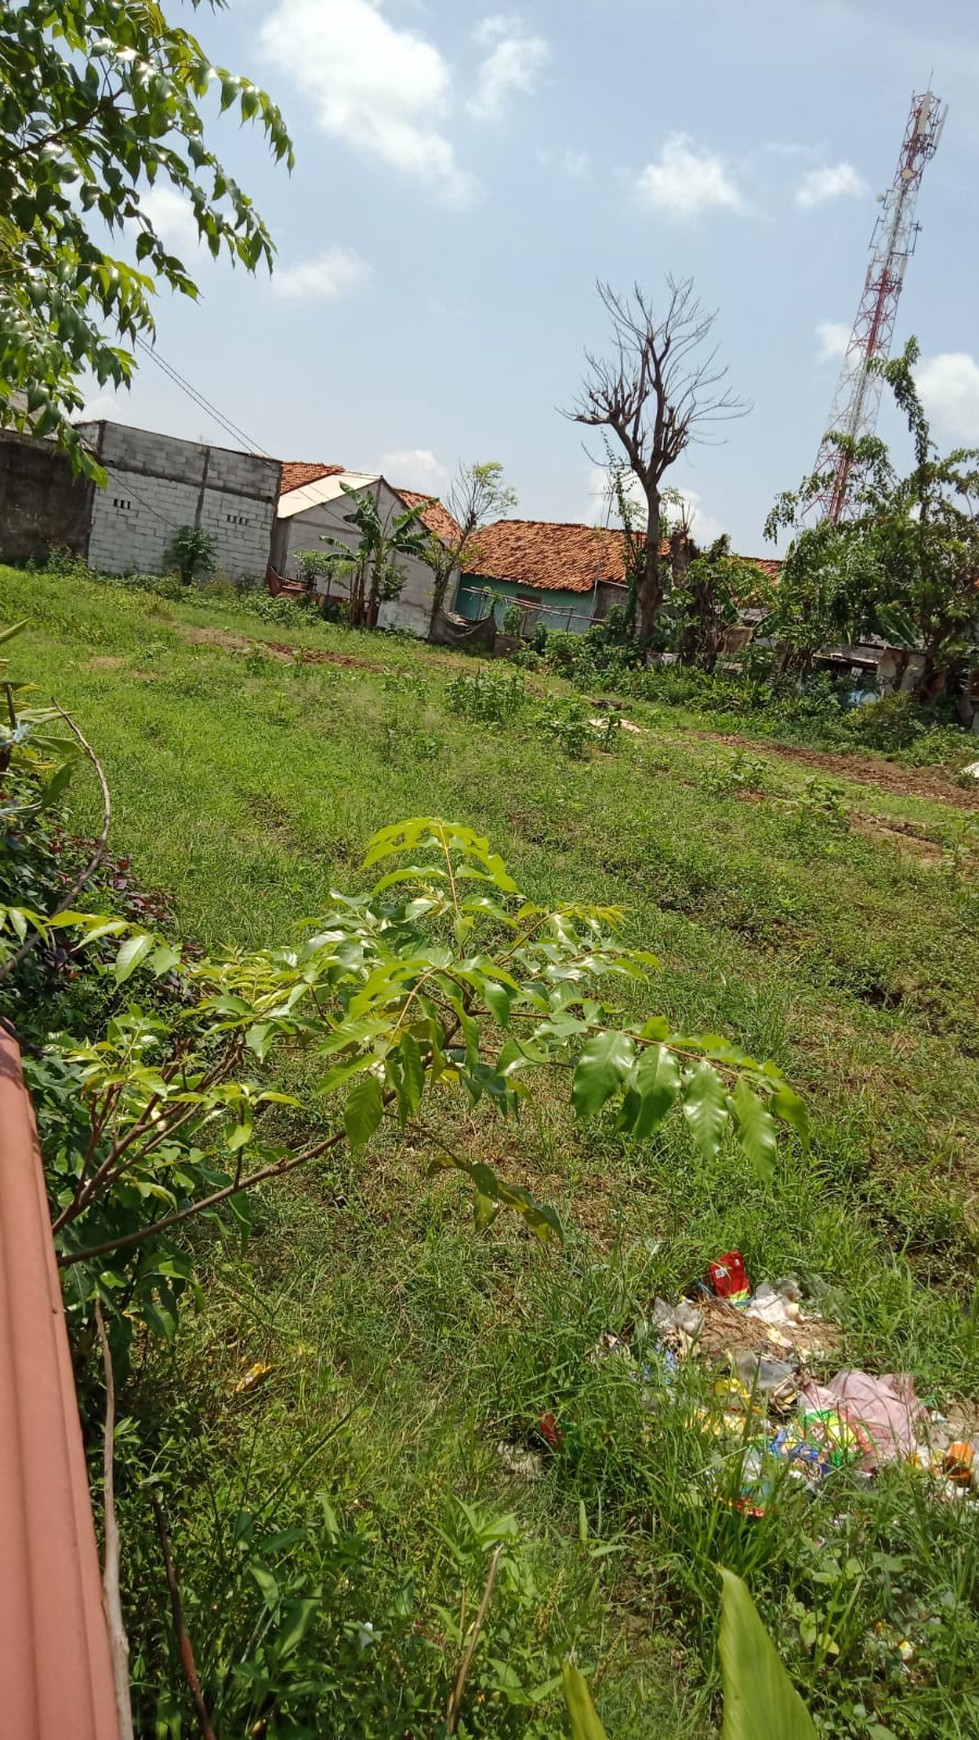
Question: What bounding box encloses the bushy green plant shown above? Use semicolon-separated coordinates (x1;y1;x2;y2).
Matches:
113;570;185;600
844;690;924;751
535;696;593;759
164;524;218;587
446;667;527;723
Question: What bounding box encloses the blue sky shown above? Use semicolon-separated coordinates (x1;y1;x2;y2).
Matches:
88;0;979;556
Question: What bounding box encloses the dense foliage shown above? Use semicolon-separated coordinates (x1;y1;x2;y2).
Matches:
767;342;979;704
0;0;291;471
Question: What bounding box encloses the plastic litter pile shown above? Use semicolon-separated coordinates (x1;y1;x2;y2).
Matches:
496;1250;979;1514
647;1251;979;1514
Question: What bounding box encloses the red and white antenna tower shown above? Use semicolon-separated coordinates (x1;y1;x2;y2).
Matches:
812;88;947;523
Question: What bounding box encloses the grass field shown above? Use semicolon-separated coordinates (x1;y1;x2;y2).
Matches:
6;564;979;1737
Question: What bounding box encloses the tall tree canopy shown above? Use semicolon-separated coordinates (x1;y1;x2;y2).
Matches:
0;0;292;473
767;340;979;702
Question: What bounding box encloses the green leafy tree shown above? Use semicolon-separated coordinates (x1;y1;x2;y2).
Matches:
672;532;774;672
0;0;292;475
422;460;518;629
766;340;979;702
164;524;217;587
324;485;431;629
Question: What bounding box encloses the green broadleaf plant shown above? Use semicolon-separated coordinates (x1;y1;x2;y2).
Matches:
33;818;805;1340
561;1570;818;1739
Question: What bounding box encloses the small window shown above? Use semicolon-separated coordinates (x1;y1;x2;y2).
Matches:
227;512;250;527
113;497;132;510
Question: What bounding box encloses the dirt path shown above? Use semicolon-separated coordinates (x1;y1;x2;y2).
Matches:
704;730;979;811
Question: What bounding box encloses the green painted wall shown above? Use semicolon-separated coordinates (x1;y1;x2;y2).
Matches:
455;575;595;635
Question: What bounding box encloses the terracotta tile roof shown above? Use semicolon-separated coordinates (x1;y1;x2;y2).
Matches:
396;489;463;545
462;519;783;596
461;520;645;594
747;557;782;582
280;461;345;495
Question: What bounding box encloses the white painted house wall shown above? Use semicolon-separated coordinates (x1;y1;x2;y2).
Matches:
272;474;436;638
75;421;280;581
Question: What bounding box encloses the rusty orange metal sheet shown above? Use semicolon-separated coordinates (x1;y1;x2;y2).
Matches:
0;1033;120;1739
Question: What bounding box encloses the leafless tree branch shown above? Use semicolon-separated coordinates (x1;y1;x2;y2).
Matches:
564;277;749;643
95;1302;135;1740
149;1488;218;1740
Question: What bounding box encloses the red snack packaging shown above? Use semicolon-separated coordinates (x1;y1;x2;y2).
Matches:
708;1251;751;1302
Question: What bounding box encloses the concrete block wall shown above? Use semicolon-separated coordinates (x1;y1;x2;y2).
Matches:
76;421;280;581
0;430;93;564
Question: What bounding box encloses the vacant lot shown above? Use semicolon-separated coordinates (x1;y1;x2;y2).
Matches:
6;565;979;1737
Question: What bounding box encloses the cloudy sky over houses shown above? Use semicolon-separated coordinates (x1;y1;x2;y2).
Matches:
89;0;979;554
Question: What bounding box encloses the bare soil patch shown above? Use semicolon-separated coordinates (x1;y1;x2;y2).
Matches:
266;642;387;672
88;654;127;670
853;817;948;867
704;731;979;811
177;624;255;654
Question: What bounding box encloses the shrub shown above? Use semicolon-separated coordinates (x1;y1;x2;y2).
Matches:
446;668;526;723
165;524;218;586
843;690;924;751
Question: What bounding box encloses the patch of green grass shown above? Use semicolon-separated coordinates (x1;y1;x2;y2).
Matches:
7;565;979;1737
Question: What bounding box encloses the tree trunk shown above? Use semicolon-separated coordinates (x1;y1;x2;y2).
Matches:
637;488;662;646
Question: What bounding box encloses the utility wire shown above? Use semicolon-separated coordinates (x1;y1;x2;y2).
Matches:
133;337;280;467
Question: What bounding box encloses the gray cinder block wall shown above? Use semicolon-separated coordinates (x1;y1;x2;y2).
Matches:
0;421;280;581
76;422;281;581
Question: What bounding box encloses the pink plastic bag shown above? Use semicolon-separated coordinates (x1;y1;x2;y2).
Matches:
800;1370;924;1463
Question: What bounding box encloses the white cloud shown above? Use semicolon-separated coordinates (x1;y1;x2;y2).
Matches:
915;352;979;443
79;391;128;424
635;133;743;219
665;488;726;548
816;320;851;362
796;161;867;208
585;463;646;527
380;447;450;493
259;0;473;203
272;247;370;301
141;186;201;252
468;16;549;120
536;146;591;179
585;465;725;547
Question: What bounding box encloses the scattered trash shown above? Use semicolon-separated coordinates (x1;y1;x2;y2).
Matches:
497;1443;545;1481
800;1371;924;1465
941;1441;976;1486
576;1257;977;1519
708;1251;751;1303
652;1296;704;1341
732;1352;798;1404
233;1360;273;1394
537;1411;564;1450
588;715;643;735
744;1281;803;1330
962;760;979;781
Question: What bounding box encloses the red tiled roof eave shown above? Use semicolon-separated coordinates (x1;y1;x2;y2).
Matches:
395;489;463;545
279;461;345;496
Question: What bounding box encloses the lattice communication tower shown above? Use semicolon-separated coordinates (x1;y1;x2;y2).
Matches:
812;89;947;522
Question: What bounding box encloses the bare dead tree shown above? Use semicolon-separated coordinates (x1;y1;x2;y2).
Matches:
567;277;748;645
